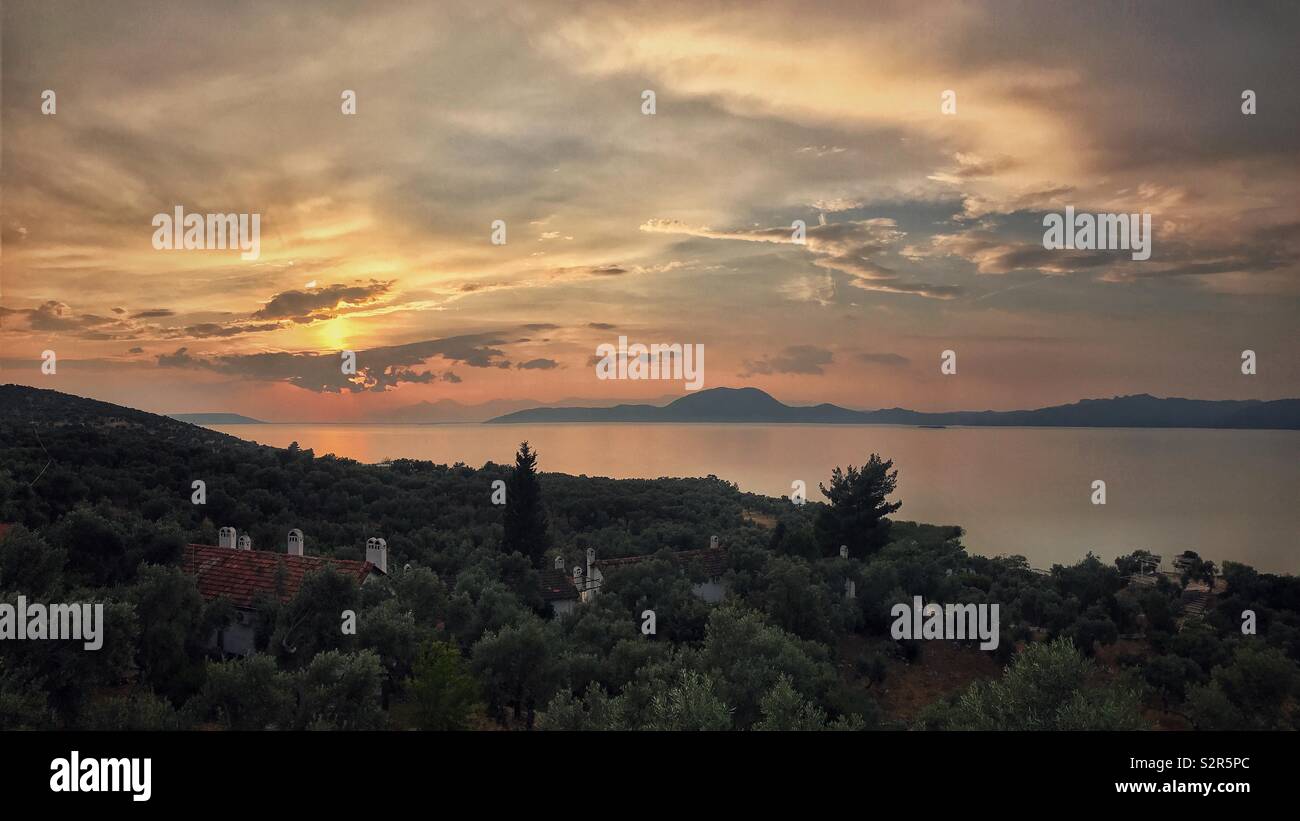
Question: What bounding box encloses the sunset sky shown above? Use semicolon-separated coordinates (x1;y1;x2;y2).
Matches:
2;0;1297;421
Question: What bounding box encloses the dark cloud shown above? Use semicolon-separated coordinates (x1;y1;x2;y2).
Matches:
925;220;1300;283
547;264;627;278
2;299;292;343
155;332;515;392
156;347;206;369
26;301;104;331
1103;222;1300;282
740;345;833;376
856;352;909;367
517;358;559;370
252;280;392;320
588;350;676;368
922;230;1113;275
588;322;616;330
2;300;142;339
179;321;283;338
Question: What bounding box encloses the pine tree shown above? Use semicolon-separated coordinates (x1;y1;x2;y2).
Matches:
814;453;902;558
502;441;550;566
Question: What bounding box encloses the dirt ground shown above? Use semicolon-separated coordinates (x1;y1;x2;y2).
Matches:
871;641;1004;723
742;510;778;529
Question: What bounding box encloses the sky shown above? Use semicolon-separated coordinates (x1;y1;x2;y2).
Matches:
2;0;1297;421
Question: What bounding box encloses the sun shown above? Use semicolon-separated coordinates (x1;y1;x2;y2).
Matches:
316;317;353;351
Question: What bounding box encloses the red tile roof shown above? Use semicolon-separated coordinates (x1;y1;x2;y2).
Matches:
593;546;729;578
537;568;579;601
0;523;14;541
182;544;377;608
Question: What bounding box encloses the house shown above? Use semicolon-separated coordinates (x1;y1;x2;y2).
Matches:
182;526;387;656
579;535;731;604
1136;553;1162;575
538;556;581;616
1172;551;1201;572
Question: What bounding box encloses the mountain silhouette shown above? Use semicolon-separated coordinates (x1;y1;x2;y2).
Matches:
486;387;1300;429
169;413;265;425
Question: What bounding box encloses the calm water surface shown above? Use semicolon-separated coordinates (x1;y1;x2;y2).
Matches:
209;423;1300;574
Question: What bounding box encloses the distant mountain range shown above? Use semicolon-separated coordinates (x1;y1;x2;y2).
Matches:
486;387;1300;429
168;413;266;425
368;398;542;424
164;396;681;425
365;395;678;424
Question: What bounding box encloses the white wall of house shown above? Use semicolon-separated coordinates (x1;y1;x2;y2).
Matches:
692;579;726;603
208;611;257;657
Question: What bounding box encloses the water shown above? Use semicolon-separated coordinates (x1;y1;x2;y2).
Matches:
209;423;1300;574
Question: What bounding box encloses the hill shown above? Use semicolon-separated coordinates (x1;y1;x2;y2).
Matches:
169;413;266;425
487;387;1300;429
365;395;677;424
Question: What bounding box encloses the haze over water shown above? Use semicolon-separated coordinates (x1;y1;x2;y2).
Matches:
210;423;1300;575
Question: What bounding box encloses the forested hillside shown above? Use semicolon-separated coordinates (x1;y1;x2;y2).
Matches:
1;384;1297;731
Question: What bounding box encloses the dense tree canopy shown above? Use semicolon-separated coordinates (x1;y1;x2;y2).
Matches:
1;386;1296;731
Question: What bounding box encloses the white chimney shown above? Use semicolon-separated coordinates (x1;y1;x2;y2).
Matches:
585;547;595;579
366;537;389;574
554;555;564;570
237;534;252;551
218;526;237;549
288;529;304;556
839;545;849;559
574;566;586;601
710;535;719;550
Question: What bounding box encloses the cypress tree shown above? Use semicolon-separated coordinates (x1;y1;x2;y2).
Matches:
502;441;550;566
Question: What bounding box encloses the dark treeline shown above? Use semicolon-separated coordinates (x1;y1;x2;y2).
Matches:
1;385;1297;730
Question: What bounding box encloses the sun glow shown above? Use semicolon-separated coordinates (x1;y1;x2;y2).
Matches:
316;318;352;351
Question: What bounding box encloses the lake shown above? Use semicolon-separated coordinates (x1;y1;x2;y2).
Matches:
208;423;1300;575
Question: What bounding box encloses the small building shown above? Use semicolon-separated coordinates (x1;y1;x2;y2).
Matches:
538;557;581;616
1172;551;1200;572
1136;553;1162;575
183;527;386;657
